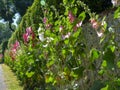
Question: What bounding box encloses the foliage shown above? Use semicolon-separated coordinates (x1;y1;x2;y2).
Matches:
4;0;120;90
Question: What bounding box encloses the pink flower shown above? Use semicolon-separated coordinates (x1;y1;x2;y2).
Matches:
68;11;75;23
13;41;20;49
92;22;99;29
43;17;47;24
26;27;33;35
76;21;82;28
23;27;36;43
46;24;52;29
73;21;82;31
90;19;99;29
10;40;20;61
23;33;29;43
62;32;71;40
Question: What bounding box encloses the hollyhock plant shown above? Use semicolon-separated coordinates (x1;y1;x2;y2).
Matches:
10;40;20;61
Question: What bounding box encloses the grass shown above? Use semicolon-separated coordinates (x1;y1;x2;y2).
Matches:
1;64;23;90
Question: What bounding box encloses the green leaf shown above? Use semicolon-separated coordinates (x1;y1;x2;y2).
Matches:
40;0;46;6
101;60;107;67
98;69;104;75
114;7;120;19
27;59;34;65
26;71;35;78
73;29;81;38
78;12;86;21
72;66;84;78
100;35;105;44
72;7;78;15
109;45;115;52
103;48;115;69
117;61;120;68
100;85;108;90
64;39;69;45
46;76;54;83
63;0;68;5
47;60;55;67
90;48;100;62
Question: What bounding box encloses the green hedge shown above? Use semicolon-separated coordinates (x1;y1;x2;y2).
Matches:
5;0;120;90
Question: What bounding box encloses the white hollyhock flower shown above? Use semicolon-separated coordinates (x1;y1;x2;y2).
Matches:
38;26;46;42
46;37;54;43
39;32;45;42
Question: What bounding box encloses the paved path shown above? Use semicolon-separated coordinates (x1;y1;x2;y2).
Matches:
0;64;7;90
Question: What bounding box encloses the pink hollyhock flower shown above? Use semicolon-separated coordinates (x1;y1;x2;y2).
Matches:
43;17;47;24
23;33;29;43
90;19;99;29
10;41;20;61
76;21;82;28
14;41;20;49
26;27;33;35
73;21;82;31
62;32;71;40
68;11;75;23
46;24;52;29
23;27;36;44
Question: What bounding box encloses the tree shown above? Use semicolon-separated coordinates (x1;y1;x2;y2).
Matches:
0;0;34;31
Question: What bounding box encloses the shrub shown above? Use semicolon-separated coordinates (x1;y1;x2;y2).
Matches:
4;0;120;89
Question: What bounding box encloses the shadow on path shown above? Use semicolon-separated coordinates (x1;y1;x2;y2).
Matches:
0;64;7;90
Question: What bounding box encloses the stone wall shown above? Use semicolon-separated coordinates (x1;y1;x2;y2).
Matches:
82;11;120;50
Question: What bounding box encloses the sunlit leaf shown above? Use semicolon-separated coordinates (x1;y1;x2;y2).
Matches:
90;48;100;62
100;85;108;90
114;7;120;19
117;61;120;68
78;12;86;21
26;71;35;78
